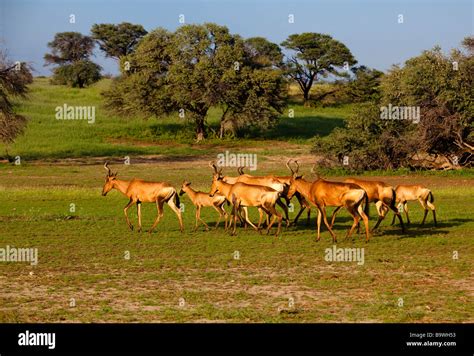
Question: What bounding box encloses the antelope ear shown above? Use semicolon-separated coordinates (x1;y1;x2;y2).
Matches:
186;181;191;186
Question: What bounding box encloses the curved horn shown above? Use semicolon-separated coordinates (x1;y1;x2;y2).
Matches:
286;159;295;174
104;162;112;176
209;160;218;174
294;160;300;174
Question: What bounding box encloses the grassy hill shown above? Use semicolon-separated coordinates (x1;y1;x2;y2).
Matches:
2;78;351;161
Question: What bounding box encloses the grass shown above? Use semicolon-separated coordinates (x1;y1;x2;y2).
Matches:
0;78;472;323
1;78;349;161
0;163;472;323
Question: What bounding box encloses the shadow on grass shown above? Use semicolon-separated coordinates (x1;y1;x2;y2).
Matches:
287;216;473;238
263;115;345;140
394;218;473;239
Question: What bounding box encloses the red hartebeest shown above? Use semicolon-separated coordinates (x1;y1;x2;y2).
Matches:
287;171;370;242
209;161;289;226
337;178;405;233
179;180;228;231
102;162;183;233
389;184;437;226
209;173;283;236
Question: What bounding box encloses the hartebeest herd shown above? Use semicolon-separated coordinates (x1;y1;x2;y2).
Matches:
102;160;437;242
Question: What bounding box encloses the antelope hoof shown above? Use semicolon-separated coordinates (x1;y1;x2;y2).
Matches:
129;225;134;231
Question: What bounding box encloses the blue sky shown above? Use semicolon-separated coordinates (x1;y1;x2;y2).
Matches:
1;0;472;76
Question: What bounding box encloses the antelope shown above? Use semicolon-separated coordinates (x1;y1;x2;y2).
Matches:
179;180;228;231
209;161;289;226
389;185;437;226
287;170;370;243
209;173;283;236
278;160;312;226
336;178;405;233
101;162;184;233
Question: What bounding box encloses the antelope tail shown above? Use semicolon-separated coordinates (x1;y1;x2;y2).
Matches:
175;190;181;208
428;191;434;203
390;188;397;210
363;192;370;217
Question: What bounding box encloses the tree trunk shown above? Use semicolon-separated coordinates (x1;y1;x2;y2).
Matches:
195;117;206;142
219;106;230;139
303;88;311;107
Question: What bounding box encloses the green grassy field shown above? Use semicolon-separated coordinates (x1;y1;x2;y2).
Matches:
0;79;472;323
1;78;349;161
0;163;473;323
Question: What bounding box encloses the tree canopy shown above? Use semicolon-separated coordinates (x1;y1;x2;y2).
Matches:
103;24;286;140
281;33;356;104
314;37;473;170
0;51;33;145
44;32;101;88
91;22;148;59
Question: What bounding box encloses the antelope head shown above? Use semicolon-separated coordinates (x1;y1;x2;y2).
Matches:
102;162;118;196
287;160;305;199
179;180;191;196
209;171;224;197
209;160;223;178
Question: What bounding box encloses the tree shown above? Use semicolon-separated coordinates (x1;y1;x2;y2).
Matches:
91;22;147;60
103;24;286;141
381;42;473;168
217;37;286;137
0;50;33;146
243;37;283;68
314;38;473;170
281;33;356;104
44;32;101;88
345;66;383;103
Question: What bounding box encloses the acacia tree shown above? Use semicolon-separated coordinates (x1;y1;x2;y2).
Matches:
44;32;101;88
0;50;33;146
281;33;356;104
103;24;286;141
91;22;147;60
217;37;286;137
